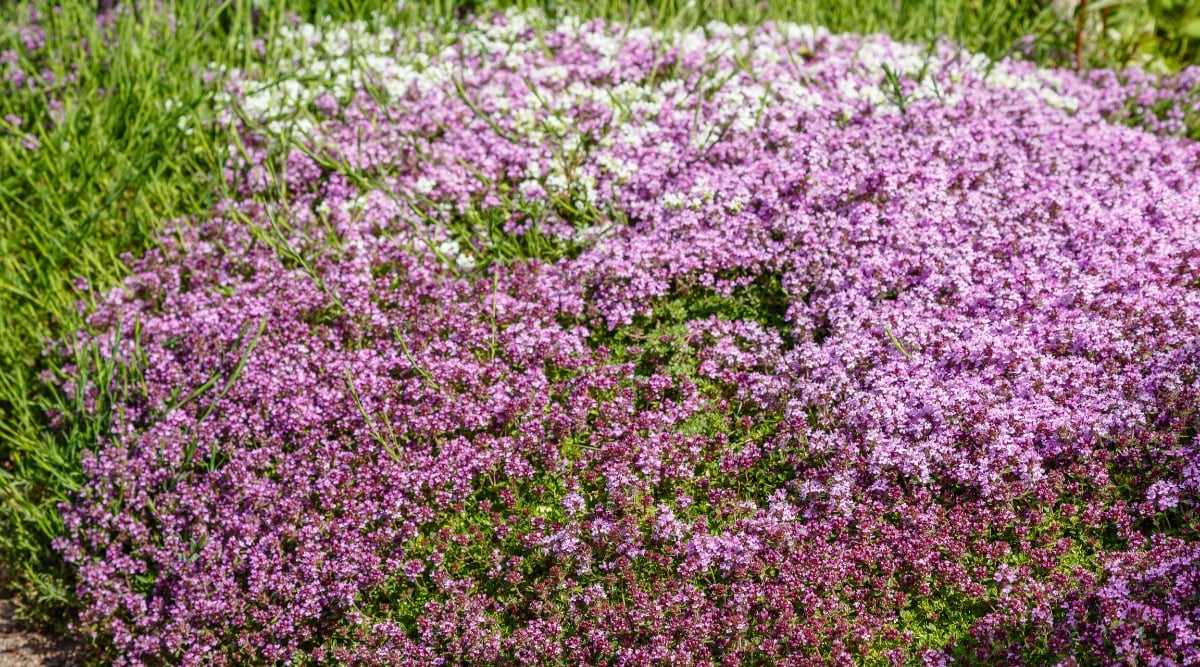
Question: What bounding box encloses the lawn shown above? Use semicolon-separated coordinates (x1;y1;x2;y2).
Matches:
1;0;1199;664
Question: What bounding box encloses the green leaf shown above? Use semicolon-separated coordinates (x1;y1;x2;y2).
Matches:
1180;18;1200;39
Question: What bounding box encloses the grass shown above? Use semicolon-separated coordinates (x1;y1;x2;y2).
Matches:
0;0;1197;649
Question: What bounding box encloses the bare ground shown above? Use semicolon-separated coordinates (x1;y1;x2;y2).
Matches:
0;598;83;667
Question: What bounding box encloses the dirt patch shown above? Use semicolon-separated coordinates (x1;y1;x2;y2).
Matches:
0;598;83;667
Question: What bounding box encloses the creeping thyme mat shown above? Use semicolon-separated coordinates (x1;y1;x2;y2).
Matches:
50;9;1200;665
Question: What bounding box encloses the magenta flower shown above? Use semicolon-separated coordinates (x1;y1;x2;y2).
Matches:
52;10;1200;665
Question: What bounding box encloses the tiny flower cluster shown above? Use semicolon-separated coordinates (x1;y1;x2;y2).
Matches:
53;8;1200;666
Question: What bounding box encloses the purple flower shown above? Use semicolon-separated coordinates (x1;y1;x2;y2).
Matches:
50;9;1200;665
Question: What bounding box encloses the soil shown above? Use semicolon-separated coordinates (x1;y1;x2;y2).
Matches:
0;597;83;667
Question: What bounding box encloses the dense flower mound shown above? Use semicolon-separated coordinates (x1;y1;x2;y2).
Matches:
58;10;1200;666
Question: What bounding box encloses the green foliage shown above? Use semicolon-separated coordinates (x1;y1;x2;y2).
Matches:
1026;0;1200;73
0;2;219;628
1133;0;1200;71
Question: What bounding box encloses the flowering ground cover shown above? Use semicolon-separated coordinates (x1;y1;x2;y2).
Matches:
3;1;1200;665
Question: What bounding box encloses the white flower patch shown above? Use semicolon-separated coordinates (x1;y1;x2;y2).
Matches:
435;238;476;270
981;62;1080;111
597;154;637;183
338;192;370;214
662;192;685;210
415;178;436;195
242;9;1085;131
